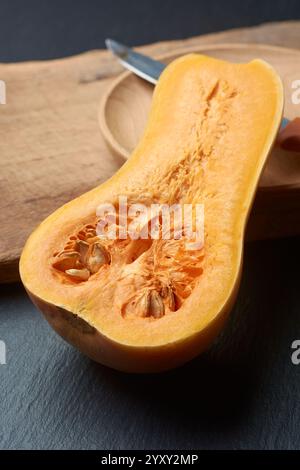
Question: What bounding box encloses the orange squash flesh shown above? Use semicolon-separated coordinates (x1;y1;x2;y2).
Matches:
20;54;283;373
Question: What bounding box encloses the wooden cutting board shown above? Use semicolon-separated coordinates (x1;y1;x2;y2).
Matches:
1;20;300;283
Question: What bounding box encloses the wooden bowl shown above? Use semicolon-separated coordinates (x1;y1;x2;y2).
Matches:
99;43;300;191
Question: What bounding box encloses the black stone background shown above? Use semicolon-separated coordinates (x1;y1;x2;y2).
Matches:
1;0;300;450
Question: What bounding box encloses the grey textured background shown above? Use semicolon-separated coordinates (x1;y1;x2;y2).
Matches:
1;0;300;450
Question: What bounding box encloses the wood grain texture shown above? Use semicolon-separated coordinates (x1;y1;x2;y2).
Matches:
0;53;121;283
1;20;300;283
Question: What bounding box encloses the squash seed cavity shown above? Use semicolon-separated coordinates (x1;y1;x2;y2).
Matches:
51;209;204;320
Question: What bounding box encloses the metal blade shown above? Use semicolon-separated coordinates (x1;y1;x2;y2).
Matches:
105;38;165;85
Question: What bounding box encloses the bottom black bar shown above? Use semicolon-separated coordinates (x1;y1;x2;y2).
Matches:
0;450;300;466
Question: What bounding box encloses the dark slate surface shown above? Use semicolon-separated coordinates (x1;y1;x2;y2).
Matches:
1;237;300;449
1;0;300;450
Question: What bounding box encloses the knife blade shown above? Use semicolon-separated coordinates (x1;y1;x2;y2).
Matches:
106;39;293;134
105;38;165;85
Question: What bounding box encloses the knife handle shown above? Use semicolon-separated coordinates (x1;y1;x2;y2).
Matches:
277;117;300;152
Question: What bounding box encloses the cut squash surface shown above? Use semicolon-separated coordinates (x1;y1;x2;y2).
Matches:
20;54;283;372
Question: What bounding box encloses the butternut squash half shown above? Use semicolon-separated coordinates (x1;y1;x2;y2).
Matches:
20;54;283;372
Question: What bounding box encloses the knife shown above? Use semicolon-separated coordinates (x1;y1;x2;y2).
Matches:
106;38;300;150
105;38;165;85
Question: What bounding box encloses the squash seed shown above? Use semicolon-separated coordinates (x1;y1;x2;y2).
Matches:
139;290;151;317
77;240;89;264
87;242;110;274
58;251;79;258
168;288;176;312
149;290;165;318
65;268;90;281
160;286;169;299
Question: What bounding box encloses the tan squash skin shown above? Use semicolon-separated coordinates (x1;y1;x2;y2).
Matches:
20;54;283;373
27;278;239;373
